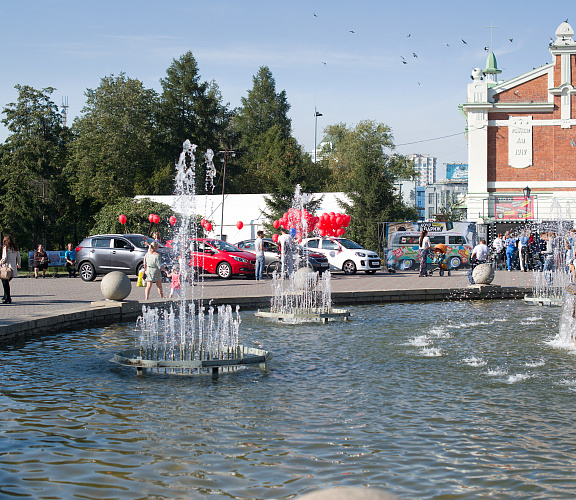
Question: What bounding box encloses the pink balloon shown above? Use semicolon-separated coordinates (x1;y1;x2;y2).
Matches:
119;214;127;224
236;221;244;230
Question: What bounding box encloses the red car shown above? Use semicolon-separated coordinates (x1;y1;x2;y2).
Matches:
189;238;256;279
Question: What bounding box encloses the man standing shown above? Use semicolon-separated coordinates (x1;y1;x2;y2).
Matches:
468;239;489;285
492;233;504;270
254;230;265;281
519;231;530;271
278;227;294;277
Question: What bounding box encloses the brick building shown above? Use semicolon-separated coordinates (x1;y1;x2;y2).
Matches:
461;21;576;226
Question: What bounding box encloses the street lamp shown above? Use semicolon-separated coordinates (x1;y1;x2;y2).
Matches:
218;150;235;240
523;186;531;199
314;107;323;164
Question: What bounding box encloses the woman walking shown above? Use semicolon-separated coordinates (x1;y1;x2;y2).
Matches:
143;241;166;300
1;235;21;304
418;229;431;277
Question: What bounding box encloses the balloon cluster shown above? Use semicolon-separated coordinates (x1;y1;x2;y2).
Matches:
200;218;213;232
272;208;319;242
316;212;351;237
148;213;160;224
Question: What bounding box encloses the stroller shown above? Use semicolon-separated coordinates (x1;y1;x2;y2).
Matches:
427;244;451;276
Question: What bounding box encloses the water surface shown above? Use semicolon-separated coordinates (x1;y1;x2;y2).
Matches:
1;300;575;499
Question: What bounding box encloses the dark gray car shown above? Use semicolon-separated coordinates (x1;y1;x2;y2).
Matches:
75;234;172;281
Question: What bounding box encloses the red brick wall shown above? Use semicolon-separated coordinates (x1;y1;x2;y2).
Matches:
493;74;549;103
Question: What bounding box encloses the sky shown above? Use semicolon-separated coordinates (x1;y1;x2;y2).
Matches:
1;0;574;178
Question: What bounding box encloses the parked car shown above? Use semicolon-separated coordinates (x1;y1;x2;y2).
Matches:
301;237;382;274
189;238;256;279
235;238;330;276
386;231;472;270
75;234;172;282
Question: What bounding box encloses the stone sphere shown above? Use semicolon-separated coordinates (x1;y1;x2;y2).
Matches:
472;263;495;284
293;267;318;290
300;487;401;500
101;271;132;301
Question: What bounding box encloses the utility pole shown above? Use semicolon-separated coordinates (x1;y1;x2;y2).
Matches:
218;150;235;240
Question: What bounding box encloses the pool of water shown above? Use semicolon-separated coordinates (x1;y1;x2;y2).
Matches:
1;300;576;499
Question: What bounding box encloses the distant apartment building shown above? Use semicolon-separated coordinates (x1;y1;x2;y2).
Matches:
407;154;436;185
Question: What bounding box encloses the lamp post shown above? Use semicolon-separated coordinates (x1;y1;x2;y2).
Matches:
523;186;531;200
218;149;235;240
314;107;323;164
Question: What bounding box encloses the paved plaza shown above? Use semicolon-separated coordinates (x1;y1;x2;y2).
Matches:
0;268;534;327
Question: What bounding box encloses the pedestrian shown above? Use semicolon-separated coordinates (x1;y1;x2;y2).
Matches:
504;232;516;271
143;241;166;300
1;235;21;304
519;231;530;271
254;230;265;280
167;265;181;299
468;239;489;285
64;243;77;278
418;229;430;277
33;244;49;278
492;233;504;270
278;227;294;277
152;232;162;244
566;243;575;281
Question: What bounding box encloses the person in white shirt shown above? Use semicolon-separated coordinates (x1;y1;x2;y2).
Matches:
254;230;265;281
492;233;504;270
278;228;294;277
468;239;489;285
418;230;431;277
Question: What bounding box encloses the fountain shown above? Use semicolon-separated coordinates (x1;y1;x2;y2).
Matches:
255;185;350;323
524;198;573;306
111;140;269;375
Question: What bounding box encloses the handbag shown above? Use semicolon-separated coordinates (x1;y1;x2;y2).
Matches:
136;269;145;287
0;264;13;280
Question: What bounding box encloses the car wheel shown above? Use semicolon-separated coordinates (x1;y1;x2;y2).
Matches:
266;261;281;277
400;259;414;270
342;260;357;275
216;261;233;279
448;256;462;269
79;261;96;282
365;270;376;274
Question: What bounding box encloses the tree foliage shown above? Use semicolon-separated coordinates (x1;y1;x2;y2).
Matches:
322;120;418;251
0;85;73;250
66;74;161;204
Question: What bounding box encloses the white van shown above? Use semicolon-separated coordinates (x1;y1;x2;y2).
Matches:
386;231;472;270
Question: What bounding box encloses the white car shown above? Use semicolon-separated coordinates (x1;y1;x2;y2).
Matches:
301;237;381;275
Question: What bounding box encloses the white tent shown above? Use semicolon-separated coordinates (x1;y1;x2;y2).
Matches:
135;192;350;243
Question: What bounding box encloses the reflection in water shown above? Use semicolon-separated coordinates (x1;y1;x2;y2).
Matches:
1;301;576;499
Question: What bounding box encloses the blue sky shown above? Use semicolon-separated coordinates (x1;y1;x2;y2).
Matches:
1;1;574;172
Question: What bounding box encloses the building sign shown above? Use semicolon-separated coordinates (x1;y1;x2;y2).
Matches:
508;117;533;169
494;196;534;220
419;222;445;232
446;163;468;180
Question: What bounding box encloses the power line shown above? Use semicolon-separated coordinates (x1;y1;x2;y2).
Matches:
395;130;466;147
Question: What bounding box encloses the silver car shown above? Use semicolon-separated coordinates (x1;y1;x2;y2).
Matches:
75;234;172;281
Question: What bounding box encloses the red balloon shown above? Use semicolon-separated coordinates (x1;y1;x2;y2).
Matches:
119;214;127;224
336;228;345;236
153;214;160;224
272;234;279;243
343;215;351;227
148;214;155;223
336;216;343;226
236;221;244;230
273;220;280;229
169;216;177;226
319;229;326;237
205;222;212;232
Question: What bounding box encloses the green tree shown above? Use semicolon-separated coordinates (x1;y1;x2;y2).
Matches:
231;66;292;193
66;74;161;204
157;53;232;193
322;120;418;251
0;85;74;249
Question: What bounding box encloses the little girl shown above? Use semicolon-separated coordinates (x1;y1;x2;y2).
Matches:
167;266;181;298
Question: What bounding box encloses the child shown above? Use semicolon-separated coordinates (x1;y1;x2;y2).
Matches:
167;266;181;299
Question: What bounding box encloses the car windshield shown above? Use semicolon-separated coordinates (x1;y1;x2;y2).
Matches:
337;238;364;250
206;239;242;252
126;235;163;249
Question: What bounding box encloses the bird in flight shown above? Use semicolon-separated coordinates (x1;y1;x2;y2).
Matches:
509;38;513;42
413;52;418;58
462;39;467;44
402;61;408;64
484;46;490;51
407;33;411;37
322;62;326;66
444;42;450;47
417;82;421;85
313;13;317;17
349;30;355;33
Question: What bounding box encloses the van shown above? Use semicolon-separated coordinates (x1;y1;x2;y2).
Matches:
386;231;472;270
